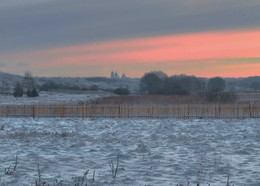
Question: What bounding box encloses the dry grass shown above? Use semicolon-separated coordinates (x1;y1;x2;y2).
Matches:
236;92;260;104
92;93;260;105
92;95;214;105
0;154;237;186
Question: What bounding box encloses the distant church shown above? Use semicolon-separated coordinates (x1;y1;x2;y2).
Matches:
111;71;127;80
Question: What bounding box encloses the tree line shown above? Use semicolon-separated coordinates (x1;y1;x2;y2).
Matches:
139;71;237;102
10;70;240;102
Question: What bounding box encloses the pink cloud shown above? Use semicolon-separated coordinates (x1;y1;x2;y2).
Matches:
2;29;260;77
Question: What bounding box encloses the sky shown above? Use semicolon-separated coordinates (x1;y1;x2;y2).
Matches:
0;0;260;78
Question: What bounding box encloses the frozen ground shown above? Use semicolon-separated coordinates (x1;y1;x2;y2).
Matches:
0;118;259;185
0;91;113;105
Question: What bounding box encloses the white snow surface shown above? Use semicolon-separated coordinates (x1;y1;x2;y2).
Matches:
0;91;113;105
0;118;259;185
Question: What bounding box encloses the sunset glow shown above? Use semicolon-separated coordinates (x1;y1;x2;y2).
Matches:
2;29;260;77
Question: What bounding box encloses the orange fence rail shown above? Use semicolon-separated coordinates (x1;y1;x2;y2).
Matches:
0;104;259;119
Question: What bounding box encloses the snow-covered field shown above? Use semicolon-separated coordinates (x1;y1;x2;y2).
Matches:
0;91;113;105
0;118;259;185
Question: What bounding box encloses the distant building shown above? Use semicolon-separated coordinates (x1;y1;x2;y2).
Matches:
114;72;119;79
111;71;115;79
121;73;127;80
111;71;125;80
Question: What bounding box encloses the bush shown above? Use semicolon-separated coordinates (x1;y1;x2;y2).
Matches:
251;81;260;91
13;83;24;97
140;72;165;94
39;81;58;91
206;91;219;102
207;77;225;92
113;88;130;95
206;91;237;103
140;71;203;95
26;88;39;97
163;77;191;95
219;92;237;103
90;85;98;91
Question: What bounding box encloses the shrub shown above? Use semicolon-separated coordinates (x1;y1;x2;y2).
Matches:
206;91;237;103
13;83;24;97
219;92;237;103
113;88;130;95
207;77;225;92
140;71;203;95
39;81;58;91
26;88;39;97
251;81;260;91
163;77;190;95
90;85;98;91
206;91;219;102
140;72;165;94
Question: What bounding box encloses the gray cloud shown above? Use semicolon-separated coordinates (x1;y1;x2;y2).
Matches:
0;62;7;67
16;62;29;67
0;0;259;54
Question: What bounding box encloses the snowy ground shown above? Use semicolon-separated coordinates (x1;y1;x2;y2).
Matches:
0;91;113;105
0;118;259;185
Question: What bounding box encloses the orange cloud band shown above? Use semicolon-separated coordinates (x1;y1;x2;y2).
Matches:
2;29;260;77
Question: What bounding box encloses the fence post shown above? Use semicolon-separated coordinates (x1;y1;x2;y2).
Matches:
32;106;35;118
151;105;154;118
6;106;9;118
0;104;259;119
249;104;252;118
118;105;121;118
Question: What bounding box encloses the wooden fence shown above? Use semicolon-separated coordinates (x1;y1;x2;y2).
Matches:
0;104;259;119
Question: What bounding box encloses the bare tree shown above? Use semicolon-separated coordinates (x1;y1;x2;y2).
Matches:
23;71;35;91
23;71;38;97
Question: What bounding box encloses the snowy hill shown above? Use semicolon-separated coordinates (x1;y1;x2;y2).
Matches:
0;71;140;105
0;71;140;94
0;72;22;93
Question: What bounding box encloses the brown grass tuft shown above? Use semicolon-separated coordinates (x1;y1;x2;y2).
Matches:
92;95;212;105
